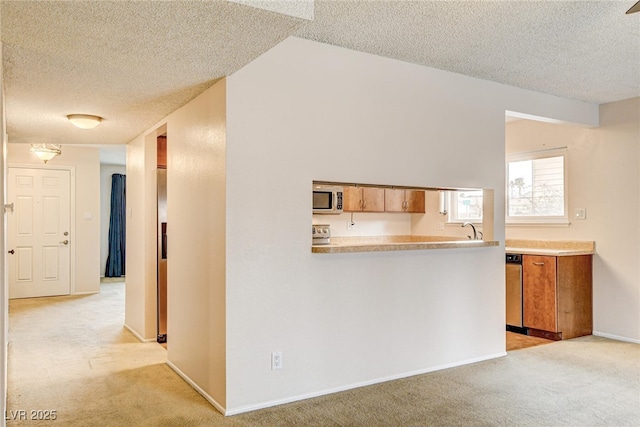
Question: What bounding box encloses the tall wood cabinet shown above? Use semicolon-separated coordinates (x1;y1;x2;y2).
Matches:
157;135;167;168
523;254;592;340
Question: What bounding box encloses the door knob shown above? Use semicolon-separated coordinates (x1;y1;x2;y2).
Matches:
60;240;69;245
8;249;14;254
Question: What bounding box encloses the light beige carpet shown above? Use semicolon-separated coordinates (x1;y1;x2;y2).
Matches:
7;281;640;426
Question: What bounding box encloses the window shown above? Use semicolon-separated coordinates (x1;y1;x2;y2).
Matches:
448;190;483;222
506;148;568;224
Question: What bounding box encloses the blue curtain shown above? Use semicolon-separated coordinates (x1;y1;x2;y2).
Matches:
105;174;126;277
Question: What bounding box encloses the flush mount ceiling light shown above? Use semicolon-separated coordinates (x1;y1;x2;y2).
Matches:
30;144;61;164
67;114;102;129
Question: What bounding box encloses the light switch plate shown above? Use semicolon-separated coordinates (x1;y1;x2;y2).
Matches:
574;208;586;220
271;351;282;370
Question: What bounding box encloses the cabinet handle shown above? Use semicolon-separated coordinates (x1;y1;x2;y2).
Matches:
532;262;545;266
363;200;367;209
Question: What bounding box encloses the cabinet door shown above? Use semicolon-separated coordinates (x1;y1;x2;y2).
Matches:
343;186;362;212
384;189;405;212
384;189;425;213
523;255;557;332
557;255;593;339
362;187;385;212
405;190;425;213
505;263;523;327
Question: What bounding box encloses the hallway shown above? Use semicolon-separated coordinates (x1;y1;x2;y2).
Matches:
7;281;221;426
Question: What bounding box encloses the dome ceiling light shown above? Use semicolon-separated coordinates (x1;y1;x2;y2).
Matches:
67;114;103;129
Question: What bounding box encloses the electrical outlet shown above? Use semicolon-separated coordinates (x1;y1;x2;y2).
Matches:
271;351;282;370
437;222;444;230
347;221;356;231
574;208;586;220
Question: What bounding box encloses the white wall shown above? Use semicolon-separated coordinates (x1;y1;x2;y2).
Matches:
125;79;228;412
123;36;599;415
1;35;8;427
125;131;159;341
505;97;640;343
164;80;227;410
100;164;126;277
222;37;598;413
7;144;101;294
313;212;412;237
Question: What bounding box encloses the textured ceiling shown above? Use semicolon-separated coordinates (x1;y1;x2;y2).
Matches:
1;0;638;150
1;0;307;146
296;1;640;105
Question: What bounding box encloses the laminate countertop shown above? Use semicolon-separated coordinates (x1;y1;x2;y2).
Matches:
505;239;595;256
505;247;594;256
312;236;499;253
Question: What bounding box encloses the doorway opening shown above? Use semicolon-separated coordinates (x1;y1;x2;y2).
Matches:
157;133;167;345
100;146;127;282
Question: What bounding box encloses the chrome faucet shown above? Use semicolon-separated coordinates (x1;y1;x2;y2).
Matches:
462;222;477;240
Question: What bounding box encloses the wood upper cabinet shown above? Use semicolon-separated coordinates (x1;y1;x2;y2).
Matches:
384;189;425;213
343;187;385;212
342;186;361;211
523;254;592;340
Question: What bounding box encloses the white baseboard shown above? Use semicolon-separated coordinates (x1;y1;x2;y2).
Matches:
593;331;640;344
123;323;156;343
166;360;226;415
73;291;99;296
225;351;507;416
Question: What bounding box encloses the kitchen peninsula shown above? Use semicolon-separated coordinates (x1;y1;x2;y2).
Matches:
312;235;498;253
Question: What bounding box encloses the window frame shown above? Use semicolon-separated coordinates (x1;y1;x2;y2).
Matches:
506;147;569;226
447;189;484;224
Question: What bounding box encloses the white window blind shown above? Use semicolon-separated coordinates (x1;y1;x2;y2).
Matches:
507;148;568;224
448;190;483;222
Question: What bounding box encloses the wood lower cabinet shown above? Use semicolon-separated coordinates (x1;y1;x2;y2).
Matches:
523;254;592;340
343;187;385;212
384;189;425;213
523;255;557;333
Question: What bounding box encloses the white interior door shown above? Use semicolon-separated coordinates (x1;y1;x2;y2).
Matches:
8;167;71;299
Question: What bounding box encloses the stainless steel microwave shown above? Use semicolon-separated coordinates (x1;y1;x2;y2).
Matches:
312;185;343;214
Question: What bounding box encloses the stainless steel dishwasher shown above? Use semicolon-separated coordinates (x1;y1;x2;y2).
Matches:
506;254;524;331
